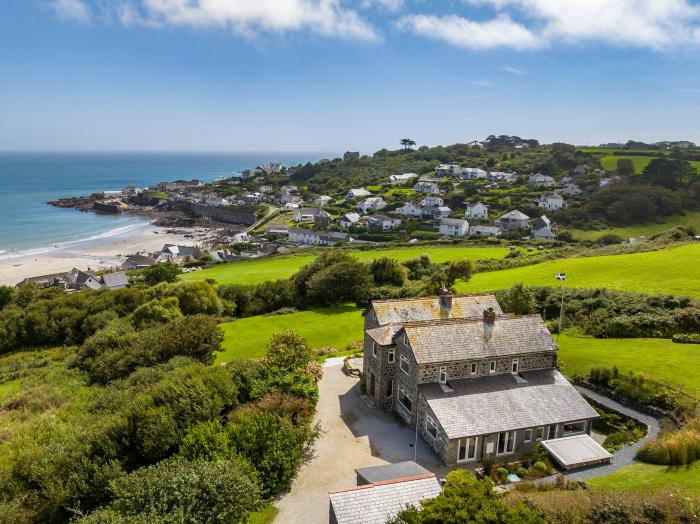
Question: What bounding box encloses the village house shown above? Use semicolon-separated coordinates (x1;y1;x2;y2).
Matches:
599;176;620;188
464;201;489;220
293;207;332;226
339;212;361;229
573;164;588;175
467;140;484;148
367;215;402;231
281;202;300;211
357;197;387;214
413;181;440;194
487;171;518;183
18;269;129;292
420;196;443;208
395;202;423;218
388;173;418;186
156;244;198;264
344;188;372;201
559;183;583;196
362;292;599;466
431;206;452;220
434;164;461;177
460;167;487;180
528;173;556;188
495;210;530;230
316;195;333;207
439;218;469;237
537;191;566;211
470;225;501;237
121;254;157;270
288;228;351;246
531;215;556;239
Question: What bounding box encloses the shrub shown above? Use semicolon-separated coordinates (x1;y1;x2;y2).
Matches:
369;257;407;286
603;431;635;452
493;467;509;484
142;263;181;285
516;467;529;478
178;420;231;461
637;429;700;465
264;331;313;371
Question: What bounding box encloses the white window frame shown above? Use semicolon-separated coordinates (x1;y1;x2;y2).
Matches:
497;430;516;456
548;424;558;440
426;415;438;439
536;427;545;440
489;360;496;374
511;359;519;374
470;362;477;375
388;348;395;364
524;429;532;442
398;386;412;412
439;366;447;384
563;420;586;436
400;355;410;375
372;341;377;358
457;436;479;463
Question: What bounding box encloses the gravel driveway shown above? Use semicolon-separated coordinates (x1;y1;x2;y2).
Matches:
273;358;443;524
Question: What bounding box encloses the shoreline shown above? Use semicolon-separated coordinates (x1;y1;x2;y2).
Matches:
0;222;218;287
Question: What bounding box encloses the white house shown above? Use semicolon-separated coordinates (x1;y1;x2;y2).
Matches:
435;164;461;177
367;215;402;230
439;218;469;237
467;140;484;148
537;192;566;211
599;176;620;188
431;206;452;220
470;225;502;237
357;197;387;213
461;167;487;180
205;196;230;206
288;228;351;246
293;207;331;224
528;173;556;188
488;171;518;183
420;196;444;208
339;212;361;229
495;210;530;230
316;195;333;207
103;190;123;198
559;183;582;196
389;173;418;186
464;201;489;220
345;188;372;201
395;202;423;217
413;182;440;194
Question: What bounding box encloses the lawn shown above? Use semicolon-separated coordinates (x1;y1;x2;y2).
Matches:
556;334;700;398
589;461;700;493
247;505;278;524
182;245;510;286
571;210;700;241
457;243;700;299
599;154;700;174
217;305;364;363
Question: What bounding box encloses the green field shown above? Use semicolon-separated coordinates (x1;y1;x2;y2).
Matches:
182;245;510;286
589;462;700;493
571;211;700;241
599;154;700;174
457;243;700;299
557;334;700;398
217;306;364;363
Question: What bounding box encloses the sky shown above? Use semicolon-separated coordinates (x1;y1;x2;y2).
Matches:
1;0;700;152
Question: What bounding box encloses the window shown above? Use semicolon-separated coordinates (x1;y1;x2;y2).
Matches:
386;379;393;398
458;437;479;462
398;386;412;412
439;366;447;384
388;348;395;364
470;362;477;375
489;360;496;374
426;416;438;439
524;429;532;442
511;359;519;374
547;425;558;440
400;355;410;375
497;431;516;455
536;427;544;440
563;421;586;435
372;342;377;358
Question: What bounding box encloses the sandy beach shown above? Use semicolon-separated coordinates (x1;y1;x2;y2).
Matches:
0;223;218;286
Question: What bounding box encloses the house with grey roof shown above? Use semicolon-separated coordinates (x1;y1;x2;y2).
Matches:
367;215;402;231
362;291;599;466
288;228;351;246
439;218;469;237
464;201;489;220
494;210;530;230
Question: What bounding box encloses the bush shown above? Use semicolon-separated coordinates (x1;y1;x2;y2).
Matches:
516;467;529;478
142;263;181;285
369;256;407;286
493;467;509;484
603;431;635;452
264;331;313;371
637;429;700;465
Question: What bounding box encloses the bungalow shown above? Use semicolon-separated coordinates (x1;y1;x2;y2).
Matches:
464;201;488;220
367;215;402;231
281;202;300;211
532;226;556;240
528;174;556;188
121;254;157;270
17;269;129;291
495;210;530;230
488;171;518;183
294;207;331;225
431;206;452;220
339;212;361;229
103;190;123;198
537;192;565;211
357;197;387;214
470;225;501;237
100;272;130;290
344;188;372;201
420;196;443;208
288;228;351;246
559;183;583;196
157;244;198;263
460;167;487;180
413;182;440;194
388;173;418;186
435;164;461;177
439;218;469;237
395;202;423;218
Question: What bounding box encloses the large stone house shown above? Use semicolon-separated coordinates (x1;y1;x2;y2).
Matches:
362;292;598;466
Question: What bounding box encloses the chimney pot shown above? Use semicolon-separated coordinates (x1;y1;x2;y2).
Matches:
438;288;453;312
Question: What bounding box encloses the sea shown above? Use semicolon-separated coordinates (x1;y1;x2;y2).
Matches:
0;152;332;254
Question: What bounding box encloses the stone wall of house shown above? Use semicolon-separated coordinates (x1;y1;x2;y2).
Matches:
417;352;555;384
363;333;399;410
416;395;449;463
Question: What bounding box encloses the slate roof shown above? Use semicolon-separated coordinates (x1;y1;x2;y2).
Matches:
399;315;556;364
329;474;441;524
101;272;129;289
355;461;431;485
440;218;468;226
366;323;403;346
420;369;598;439
497;210;530;221
368;294;503;326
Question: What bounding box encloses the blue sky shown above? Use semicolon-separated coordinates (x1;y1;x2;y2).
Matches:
1;0;700;152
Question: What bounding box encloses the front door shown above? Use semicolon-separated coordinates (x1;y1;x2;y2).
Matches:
457;437;479;462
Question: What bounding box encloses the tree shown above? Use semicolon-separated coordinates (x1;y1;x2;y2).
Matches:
429;260;472;292
304;260;373;305
369;257;407;287
389;469;544;524
400;138;416;151
0;286;15;310
499;283;537;315
264;331;313;371
642;157;698;190
616;158;635;176
142;263;181;286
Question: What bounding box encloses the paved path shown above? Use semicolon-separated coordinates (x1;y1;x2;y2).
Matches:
566;386;661;481
273;358;442;524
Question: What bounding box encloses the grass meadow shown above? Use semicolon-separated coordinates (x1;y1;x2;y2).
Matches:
589;461;700;493
598;154;700;174
182;245;511;286
571;211;700;241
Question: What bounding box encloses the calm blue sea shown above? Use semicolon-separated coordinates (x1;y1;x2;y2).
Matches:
0;152;331;251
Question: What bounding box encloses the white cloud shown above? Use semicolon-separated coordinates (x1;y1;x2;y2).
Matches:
400;0;700;50
472;79;492;87
502;64;527;75
112;0;380;41
361;0;404;11
50;0;91;23
395;13;541;50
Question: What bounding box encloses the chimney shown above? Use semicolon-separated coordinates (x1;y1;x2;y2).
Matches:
483;307;496;342
438;288;453;314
